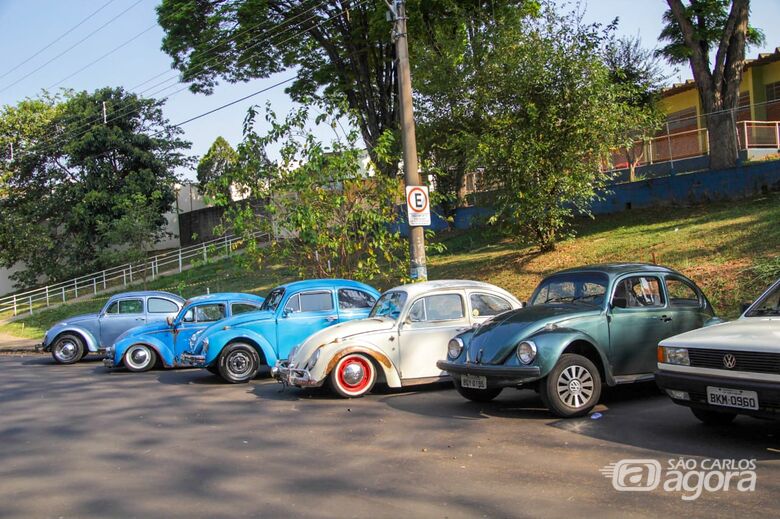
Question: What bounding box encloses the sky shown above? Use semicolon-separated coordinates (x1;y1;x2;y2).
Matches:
1;0;779;181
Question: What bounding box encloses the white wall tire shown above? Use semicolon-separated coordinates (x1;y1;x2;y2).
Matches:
123;344;157;372
329;353;376;398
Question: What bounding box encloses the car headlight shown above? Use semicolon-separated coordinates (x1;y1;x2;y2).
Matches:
202;338;209;356
516;341;537;364
106;345;114;356
447;338;464;359
304;348;321;371
659;346;689;366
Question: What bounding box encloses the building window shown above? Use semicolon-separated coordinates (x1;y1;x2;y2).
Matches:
766;82;780;121
664;107;698;134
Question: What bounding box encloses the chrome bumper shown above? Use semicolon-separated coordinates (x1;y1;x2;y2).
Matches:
102;357;115;368
272;360;321;388
179;352;206;367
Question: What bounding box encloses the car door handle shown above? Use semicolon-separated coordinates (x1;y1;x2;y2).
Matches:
658;315;672;322
135;317;146;321
326;316;338;322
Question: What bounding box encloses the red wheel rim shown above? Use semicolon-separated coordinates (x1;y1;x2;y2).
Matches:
338;356;372;392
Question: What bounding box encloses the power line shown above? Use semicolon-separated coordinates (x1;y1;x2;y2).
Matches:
48;24;158;89
4;1;367;162
0;0;119;81
0;0;147;94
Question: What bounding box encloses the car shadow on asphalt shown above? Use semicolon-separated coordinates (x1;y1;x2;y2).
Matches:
21;355;105;366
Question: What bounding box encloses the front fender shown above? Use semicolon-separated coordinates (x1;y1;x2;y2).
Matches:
308;340;401;388
46;325;99;352
204;329;276;367
113;336;173;367
528;328;612;383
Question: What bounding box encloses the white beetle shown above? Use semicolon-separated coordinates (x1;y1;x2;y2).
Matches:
272;280;522;397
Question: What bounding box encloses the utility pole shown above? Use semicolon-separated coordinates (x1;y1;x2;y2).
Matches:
389;0;427;281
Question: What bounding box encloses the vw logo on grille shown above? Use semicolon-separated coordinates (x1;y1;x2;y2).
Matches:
722;354;737;369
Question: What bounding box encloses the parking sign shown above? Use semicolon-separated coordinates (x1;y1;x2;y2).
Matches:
406;185;431;226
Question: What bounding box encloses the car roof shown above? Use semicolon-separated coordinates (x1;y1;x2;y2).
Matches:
185;292;265;304
107;291;185;302
276;279;379;293
386;280;520;302
550;263;678;277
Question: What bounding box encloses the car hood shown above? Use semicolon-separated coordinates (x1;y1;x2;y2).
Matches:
468;304;602;364
54;313;99;327
660;318;780;351
292;317;396;364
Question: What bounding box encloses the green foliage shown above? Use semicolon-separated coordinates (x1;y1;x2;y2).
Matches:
0;87;191;288
657;0;764;65
472;7;632;251
215;105;409;286
196;136;239;201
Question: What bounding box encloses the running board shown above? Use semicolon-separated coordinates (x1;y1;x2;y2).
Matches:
612;373;655;384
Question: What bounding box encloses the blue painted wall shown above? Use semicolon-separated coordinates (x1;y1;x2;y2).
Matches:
396;160;780;235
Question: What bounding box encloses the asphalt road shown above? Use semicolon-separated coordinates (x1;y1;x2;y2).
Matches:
0;354;778;518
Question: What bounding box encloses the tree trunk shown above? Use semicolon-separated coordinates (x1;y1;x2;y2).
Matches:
706;110;739;170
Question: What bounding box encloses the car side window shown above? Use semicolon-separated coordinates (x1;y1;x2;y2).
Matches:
666;278;700;307
299;291;334;312
194;304;226;323
338;289;377;310
104;301;119;314
148;297;179;313
612;277;665;308
409;294;465;322
284;294;301;313
118;299;143;314
470;293;512;317
232;302;261;316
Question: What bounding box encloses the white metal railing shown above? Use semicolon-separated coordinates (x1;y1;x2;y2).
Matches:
0;231;268;318
738;120;780;149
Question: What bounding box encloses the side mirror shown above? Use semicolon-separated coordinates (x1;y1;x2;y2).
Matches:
741;301;753;314
520;301;527;308
166;316;174;327
282;308;291;318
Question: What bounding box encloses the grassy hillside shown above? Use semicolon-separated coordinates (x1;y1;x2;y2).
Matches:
3;192;778;341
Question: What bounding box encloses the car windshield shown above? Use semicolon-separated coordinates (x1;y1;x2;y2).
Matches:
745;282;780;317
260;288;285;312
369;291;408;320
530;273;609;307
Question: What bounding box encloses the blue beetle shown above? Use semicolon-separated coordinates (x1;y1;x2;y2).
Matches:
42;291;185;364
180;279;380;383
104;292;265;372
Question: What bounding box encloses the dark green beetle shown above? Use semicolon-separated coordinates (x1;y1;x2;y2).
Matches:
437;263;718;418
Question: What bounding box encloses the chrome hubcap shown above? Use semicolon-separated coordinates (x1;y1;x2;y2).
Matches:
557;365;594;409
56;341;78;361
342;362;365;385
228;352;251;375
126;346;152;369
130;348;149;365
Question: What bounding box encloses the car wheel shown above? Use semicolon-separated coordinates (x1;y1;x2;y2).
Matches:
540;353;602;418
453;380;503;402
51;333;85;364
123;344;157;372
691;408;737;425
218;343;260;383
329;353;376;398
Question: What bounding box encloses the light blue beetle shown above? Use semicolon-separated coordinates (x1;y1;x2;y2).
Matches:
41;291;185;364
180;279;380;383
104;293;265;372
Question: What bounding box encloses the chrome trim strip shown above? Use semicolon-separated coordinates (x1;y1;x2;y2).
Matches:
659;363;780;382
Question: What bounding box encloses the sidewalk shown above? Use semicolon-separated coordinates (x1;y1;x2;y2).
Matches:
0;332;41;354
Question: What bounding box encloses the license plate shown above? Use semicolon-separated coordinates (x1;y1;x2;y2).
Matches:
706;386;759;410
461;374;487;390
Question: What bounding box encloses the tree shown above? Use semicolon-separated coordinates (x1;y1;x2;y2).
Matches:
412;2;538;217
659;0;765;169
214;104;409;285
475;7;632;251
604;36;667;180
157;0;399;174
197;136;239;201
0;87;191;288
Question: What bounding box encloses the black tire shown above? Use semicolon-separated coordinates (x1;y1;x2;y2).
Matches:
328;353;376;398
51;333;85;365
453;380;503;402
218;343;260;383
540;353;602;418
123;344;157;372
691;408;737;425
